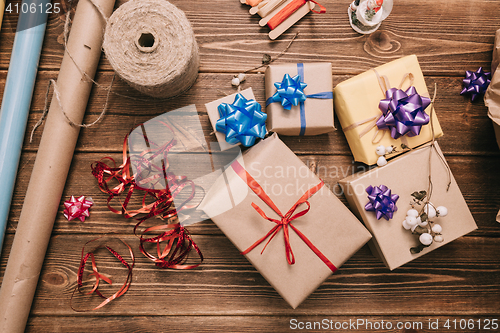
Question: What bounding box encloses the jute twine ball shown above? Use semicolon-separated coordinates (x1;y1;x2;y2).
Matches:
103;0;199;98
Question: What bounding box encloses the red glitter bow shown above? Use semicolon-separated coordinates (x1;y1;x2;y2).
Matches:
63;195;93;222
231;160;336;272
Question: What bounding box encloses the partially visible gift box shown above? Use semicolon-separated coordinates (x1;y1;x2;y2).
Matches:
334;55;443;165
265;62;335;136
199;133;371;308
206;88;266;151
484;28;500;223
339;142;477;270
485;28;500;150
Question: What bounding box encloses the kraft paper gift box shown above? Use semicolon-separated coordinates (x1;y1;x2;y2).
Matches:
199;133;371;308
206;87;266;151
265;62;335;136
484;29;500;223
339;142;477;270
334;55;444;165
485;28;500;151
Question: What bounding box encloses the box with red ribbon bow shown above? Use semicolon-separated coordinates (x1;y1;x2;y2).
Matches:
334;55;444;165
200;133;371;308
265;62;335;136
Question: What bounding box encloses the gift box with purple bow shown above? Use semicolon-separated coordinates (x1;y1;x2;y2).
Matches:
265;63;335;136
334;55;444;165
339;142;477;270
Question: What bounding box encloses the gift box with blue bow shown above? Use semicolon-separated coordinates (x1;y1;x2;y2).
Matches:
265;63;335;136
206;88;267;151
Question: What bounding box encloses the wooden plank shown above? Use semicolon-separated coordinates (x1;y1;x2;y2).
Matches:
4;152;500;237
0;71;497;156
25;315;500;332
0;0;498;75
1;235;499;315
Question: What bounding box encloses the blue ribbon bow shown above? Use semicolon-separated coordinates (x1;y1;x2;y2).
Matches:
365;185;399;221
460;67;491;102
265;63;333;136
216;93;267;147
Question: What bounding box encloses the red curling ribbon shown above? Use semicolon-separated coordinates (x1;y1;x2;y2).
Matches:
267;0;326;31
71;237;134;311
231;160;337;273
90;121;202;269
137;223;203;269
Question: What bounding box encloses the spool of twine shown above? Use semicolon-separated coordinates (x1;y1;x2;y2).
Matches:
103;0;199;99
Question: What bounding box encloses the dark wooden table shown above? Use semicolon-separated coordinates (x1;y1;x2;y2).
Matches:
1;0;499;332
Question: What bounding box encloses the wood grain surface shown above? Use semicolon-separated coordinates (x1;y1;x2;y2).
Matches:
0;0;499;332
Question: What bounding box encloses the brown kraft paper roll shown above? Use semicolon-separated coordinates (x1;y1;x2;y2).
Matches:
0;0;116;331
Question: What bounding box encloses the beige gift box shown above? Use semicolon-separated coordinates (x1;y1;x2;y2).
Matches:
205;88;261;151
200;133;371;308
334;55;443;165
339;142;477;270
265;63;335;136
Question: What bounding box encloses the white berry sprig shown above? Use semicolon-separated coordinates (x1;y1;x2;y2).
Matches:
231;73;247;87
375;143;410;166
402;190;448;254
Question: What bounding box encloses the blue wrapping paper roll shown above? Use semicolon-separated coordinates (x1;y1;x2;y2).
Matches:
0;0;50;254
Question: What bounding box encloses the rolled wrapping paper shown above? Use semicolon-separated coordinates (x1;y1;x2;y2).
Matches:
0;0;4;33
0;0;50;255
0;0;116;331
103;0;199;98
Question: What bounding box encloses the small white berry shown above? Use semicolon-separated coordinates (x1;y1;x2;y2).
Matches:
402;219;411;230
434;235;444;243
424;204;436;219
431;224;442;233
231;77;240;86
376;145;386;156
411;224;419;232
436;206;448;217
406;216;417;227
385;145;393;154
237;73;246;82
419;233;433;246
376;156;387;166
406;209;419;217
416;216;428;227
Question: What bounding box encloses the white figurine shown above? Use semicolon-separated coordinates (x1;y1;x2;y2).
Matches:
348;0;393;34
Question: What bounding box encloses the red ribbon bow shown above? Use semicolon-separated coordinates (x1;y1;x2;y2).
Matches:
231;160;337;273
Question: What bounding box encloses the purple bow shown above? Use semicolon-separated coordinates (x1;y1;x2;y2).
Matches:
460;67;491;102
376;86;431;139
365;185;399;221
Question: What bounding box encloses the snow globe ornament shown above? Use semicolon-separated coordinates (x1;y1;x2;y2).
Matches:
348;0;393;34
